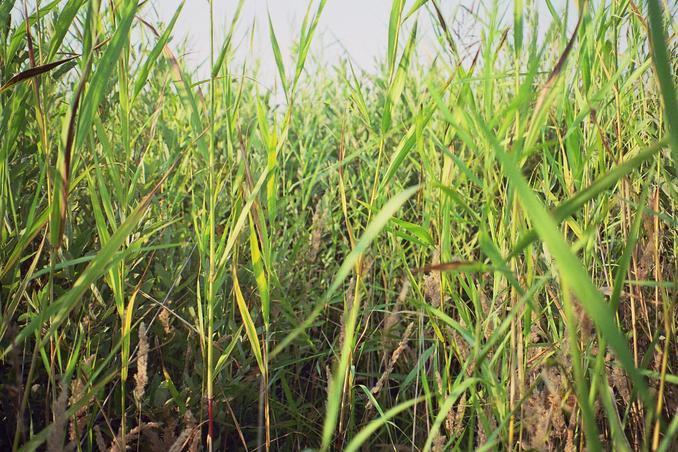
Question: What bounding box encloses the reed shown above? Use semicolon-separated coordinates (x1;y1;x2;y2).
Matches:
0;0;676;450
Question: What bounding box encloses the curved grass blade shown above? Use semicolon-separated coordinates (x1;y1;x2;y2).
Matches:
3;158;178;359
214;326;243;377
647;0;678;165
0;55;78;94
470;108;653;409
268;12;288;98
211;0;244;79
271;185;420;359
507;139;663;259
422;377;480;452
232;266;264;374
47;0;86;61
132;1;184;101
343;396;426;452
74;0;139;151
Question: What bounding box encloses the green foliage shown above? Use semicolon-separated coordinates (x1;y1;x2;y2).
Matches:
0;0;676;451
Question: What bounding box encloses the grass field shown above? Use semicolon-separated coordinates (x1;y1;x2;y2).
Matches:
0;0;677;450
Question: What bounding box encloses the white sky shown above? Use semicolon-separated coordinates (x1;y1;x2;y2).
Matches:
150;0;572;85
11;1;573;86
151;0;428;82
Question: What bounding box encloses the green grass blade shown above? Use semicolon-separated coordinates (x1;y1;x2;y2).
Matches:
271;185;420;359
647;0;678;165
233;266;265;374
133;1;184;101
468;108;653;408
4;159;177;358
344;396;426;452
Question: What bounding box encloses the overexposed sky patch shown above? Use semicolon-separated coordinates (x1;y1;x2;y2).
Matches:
12;0;573;86
150;0;572;85
152;0;423;83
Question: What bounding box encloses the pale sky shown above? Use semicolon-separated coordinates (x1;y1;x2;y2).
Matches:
150;0;572;85
12;1;572;86
151;0;433;82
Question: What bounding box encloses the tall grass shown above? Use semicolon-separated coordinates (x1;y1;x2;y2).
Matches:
0;0;676;450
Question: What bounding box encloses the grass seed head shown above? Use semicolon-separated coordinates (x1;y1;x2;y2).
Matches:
68;376;87;442
423;249;442;307
134;322;149;404
159;306;172;335
309;202;329;262
94;425;107;452
47;378;69;452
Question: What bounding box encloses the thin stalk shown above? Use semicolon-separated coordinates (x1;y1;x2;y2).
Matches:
207;0;216;450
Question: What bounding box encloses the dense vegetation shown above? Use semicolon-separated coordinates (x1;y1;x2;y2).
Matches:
0;0;676;450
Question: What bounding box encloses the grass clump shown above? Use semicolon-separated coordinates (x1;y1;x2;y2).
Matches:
0;0;676;451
